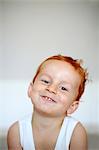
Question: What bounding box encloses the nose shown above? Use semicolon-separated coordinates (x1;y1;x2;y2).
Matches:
46;84;57;94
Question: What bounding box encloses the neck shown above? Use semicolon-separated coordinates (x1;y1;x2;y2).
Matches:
32;109;65;130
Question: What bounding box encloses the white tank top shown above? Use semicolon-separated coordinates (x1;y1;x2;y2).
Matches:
19;114;78;150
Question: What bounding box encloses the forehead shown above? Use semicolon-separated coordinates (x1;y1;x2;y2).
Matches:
40;59;75;72
40;60;81;83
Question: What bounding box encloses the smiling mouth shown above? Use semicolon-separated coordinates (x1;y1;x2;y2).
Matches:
41;96;56;103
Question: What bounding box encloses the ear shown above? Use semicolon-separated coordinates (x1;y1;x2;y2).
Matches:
67;101;79;115
27;82;33;98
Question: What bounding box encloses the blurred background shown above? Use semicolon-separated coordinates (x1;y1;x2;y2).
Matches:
0;0;99;149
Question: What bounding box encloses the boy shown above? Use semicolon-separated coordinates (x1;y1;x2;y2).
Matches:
7;54;88;150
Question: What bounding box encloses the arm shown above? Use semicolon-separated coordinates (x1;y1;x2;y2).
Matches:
69;122;88;150
7;121;23;150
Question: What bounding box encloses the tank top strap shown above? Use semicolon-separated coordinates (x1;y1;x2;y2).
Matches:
65;116;78;148
55;116;78;150
19;114;35;150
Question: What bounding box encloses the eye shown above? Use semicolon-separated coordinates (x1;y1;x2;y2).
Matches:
41;79;49;84
60;86;68;92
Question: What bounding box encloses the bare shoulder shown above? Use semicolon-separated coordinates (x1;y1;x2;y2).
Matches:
70;122;88;150
7;121;22;150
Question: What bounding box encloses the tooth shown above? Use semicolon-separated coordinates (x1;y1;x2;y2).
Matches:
43;96;54;102
45;97;48;100
48;98;51;101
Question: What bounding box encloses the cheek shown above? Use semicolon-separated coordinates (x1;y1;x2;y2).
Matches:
32;81;42;92
71;89;79;101
33;81;45;90
30;86;39;102
59;94;73;106
58;94;68;105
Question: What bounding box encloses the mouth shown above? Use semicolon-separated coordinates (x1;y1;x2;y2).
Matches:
41;96;56;103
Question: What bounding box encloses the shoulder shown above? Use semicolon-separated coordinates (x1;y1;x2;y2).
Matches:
70;122;88;150
7;121;22;150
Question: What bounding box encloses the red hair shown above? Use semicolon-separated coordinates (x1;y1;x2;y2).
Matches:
32;54;88;101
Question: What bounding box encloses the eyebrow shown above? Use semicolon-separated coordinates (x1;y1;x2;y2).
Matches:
39;73;51;78
60;81;73;88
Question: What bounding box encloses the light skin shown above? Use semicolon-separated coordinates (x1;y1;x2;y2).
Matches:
7;60;88;150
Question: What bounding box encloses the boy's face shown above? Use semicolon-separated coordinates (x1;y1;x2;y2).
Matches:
28;60;81;117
